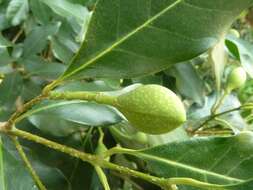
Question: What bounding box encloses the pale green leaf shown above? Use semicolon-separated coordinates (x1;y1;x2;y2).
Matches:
6;0;29;26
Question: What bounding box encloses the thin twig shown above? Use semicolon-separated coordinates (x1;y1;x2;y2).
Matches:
11;28;24;43
189;106;243;134
0;127;234;190
11;136;47;190
4;95;46;129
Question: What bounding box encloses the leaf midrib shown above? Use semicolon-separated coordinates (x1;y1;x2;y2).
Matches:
62;0;183;80
135;152;243;183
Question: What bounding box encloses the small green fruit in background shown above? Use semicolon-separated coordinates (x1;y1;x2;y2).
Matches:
229;29;240;38
226;67;247;93
115;85;186;134
133;132;148;144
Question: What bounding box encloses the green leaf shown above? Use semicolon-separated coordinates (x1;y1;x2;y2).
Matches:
226;35;253;78
61;0;253;80
6;0;29;26
29;0;53;25
0;135;70;190
166;62;205;106
187;94;246;131
51;21;81;63
19;100;123;136
23;23;60;58
124;132;253;189
0;72;23;112
0;48;13;65
0;136;38;190
22;56;66;80
0;34;12;48
40;0;89;25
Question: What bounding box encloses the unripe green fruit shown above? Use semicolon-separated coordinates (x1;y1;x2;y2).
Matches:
116;85;186;134
229;29;240;38
133;132;148;144
226;67;247;92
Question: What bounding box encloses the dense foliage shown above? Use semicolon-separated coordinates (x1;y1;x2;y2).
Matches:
1;0;253;190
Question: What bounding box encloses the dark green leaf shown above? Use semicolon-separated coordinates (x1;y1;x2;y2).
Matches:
0;136;38;190
0;34;12;48
0;48;13;65
23;23;60;58
22;56;66;80
129;132;253;189
62;0;253;80
0;72;23;112
0;135;70;190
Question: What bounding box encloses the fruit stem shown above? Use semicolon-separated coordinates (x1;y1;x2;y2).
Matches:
211;90;229;115
49;91;118;106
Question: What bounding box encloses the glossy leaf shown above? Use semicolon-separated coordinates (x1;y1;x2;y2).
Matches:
128;132;253;189
51;21;81;63
19;100;123;136
62;0;253;80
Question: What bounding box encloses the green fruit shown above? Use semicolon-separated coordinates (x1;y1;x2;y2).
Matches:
115;85;186;134
229;29;240;38
133;132;148;144
226;67;247;92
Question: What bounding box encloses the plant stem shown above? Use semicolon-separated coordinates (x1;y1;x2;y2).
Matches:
0;128;99;164
211;91;228;115
0;127;234;190
11;28;24;43
11;136;47;190
104;147;228;190
42;80;63;95
4;95;46;129
189;103;253;133
69;128;94;182
94;166;111;190
49;91;118;106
